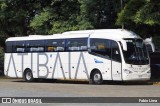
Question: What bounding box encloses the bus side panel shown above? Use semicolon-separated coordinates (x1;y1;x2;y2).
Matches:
46;52;58;79
36;53;49;78
33;52;59;79
80;52;93;80
23;53;32;77
5;53;25;78
70;52;82;79
57;52;69;79
4;53;15;77
29;53;37;78
84;53;112;81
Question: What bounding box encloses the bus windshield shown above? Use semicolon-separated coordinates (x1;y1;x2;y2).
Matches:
123;39;149;65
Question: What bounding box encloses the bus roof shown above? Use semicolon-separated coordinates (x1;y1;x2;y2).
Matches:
6;29;141;42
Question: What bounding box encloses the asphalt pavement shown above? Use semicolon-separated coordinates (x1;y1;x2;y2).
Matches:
0;78;160;105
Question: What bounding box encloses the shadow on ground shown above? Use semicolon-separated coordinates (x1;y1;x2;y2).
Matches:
8;78;160;86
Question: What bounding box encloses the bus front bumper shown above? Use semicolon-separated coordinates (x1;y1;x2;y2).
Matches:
123;73;151;81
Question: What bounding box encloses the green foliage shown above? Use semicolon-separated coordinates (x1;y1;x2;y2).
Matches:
0;47;4;60
49;19;93;34
116;0;160;37
0;46;4;71
134;1;160;25
0;0;45;36
79;0;121;29
30;0;94;34
30;11;52;28
30;9;53;34
0;0;159;37
116;0;146;26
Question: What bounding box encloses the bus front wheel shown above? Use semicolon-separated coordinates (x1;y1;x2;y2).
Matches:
23;69;34;82
90;70;103;84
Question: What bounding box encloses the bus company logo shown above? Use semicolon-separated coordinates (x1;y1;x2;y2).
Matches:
94;58;103;63
2;98;11;103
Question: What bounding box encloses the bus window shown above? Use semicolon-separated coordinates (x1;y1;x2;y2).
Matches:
111;41;121;62
26;40;45;52
16;48;25;52
90;38;111;58
6;41;13;53
47;46;55;52
46;39;65;52
12;41;26;53
67;38;87;51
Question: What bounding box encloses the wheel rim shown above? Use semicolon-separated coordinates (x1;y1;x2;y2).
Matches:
26;72;32;80
94;73;101;82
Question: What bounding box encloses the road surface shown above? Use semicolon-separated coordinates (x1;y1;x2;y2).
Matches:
0;78;160;105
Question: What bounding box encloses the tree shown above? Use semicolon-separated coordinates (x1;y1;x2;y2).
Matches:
0;0;47;37
116;0;160;37
78;0;121;29
30;0;93;34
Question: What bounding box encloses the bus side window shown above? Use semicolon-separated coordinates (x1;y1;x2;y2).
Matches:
111;41;121;62
26;40;45;52
46;39;65;52
16;47;25;52
90;38;111;59
13;41;26;53
67;38;87;51
6;41;13;53
47;46;55;52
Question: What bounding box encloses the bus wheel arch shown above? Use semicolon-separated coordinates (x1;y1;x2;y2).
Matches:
23;68;34;82
89;69;103;84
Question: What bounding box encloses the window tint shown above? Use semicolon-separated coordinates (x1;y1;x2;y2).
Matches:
46;39;65;52
8;41;26;53
6;41;13;53
111;41;121;62
26;40;45;52
67;38;87;51
90;38;111;58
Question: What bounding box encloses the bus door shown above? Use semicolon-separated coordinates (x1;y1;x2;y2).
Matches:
111;41;122;81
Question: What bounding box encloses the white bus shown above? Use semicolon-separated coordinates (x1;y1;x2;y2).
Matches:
4;29;151;84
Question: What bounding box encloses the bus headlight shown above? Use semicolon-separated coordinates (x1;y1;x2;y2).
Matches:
124;69;132;74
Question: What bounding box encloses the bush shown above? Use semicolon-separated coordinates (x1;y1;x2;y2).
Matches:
0;46;4;76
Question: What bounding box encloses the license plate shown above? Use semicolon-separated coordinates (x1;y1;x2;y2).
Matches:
139;75;142;77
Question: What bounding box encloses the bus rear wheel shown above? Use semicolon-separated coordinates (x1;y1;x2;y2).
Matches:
90;70;103;84
23;69;34;82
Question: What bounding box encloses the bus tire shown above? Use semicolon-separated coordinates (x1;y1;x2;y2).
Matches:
23;69;34;82
90;70;103;84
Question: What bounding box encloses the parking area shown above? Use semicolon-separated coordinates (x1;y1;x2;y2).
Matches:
0;78;160;97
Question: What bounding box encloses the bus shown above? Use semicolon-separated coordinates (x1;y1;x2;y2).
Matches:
4;29;151;84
